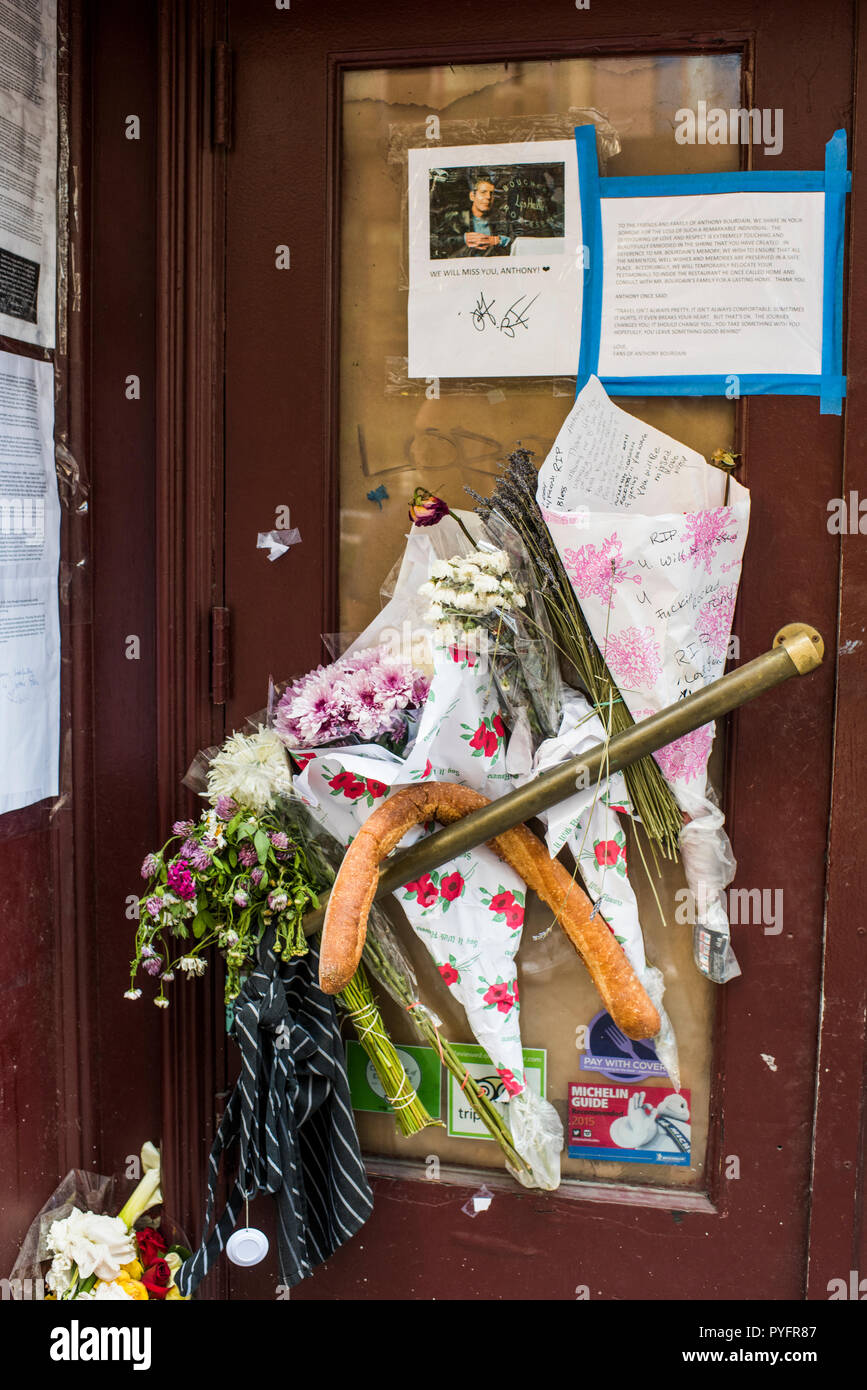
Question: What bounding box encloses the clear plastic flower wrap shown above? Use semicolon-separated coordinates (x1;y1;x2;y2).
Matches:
416;510;563;748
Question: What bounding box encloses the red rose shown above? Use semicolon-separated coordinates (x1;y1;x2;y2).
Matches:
468;724;488;751
365;778;387;798
505;904;524;929
483;730;498;756
438;962;459;986
492;714;505;739
490;891;515;913
135;1228;166;1266
140;1257;172;1300
439;872;464;901
594;839;621;866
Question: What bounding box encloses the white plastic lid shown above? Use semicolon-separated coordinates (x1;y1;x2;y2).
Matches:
226;1226;270;1266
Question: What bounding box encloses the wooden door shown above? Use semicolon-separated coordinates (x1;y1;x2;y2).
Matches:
158;0;865;1301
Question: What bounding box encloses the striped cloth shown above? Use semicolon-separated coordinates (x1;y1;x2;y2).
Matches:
176;939;373;1297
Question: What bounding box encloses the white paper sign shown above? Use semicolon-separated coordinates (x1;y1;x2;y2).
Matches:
408;140;581;379
0;0;57;348
597;190;824;380
0;351;60;813
538;377;749;808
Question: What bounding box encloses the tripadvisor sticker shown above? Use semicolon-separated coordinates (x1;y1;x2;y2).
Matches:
346;1040;442;1119
447;1044;546;1140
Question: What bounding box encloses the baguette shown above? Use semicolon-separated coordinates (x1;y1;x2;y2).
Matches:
319;782;660;1040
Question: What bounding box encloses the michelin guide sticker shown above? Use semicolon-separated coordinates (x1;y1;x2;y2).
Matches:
568;1083;691;1165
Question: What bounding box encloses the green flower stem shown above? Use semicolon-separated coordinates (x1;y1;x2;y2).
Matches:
337;962;442;1138
361;935;533;1181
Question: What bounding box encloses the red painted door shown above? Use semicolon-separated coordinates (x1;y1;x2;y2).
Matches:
161;0;864;1301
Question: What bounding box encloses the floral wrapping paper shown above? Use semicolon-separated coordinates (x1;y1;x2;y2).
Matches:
536;375;750;812
292;644;533;1099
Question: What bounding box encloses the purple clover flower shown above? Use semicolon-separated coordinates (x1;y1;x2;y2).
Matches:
237;844;258;868
143;956;163;977
250;867;264;887
172;819;194;836
215;795;238;820
141;853;161;880
234;889;250;908
269;831;290;851
189;845;212;872
145;896;162;919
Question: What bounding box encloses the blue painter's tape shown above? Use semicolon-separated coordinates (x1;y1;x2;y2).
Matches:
584;130;850;408
600;171;827;197
601;374;846;400
820;129;849;414
575;124;602;390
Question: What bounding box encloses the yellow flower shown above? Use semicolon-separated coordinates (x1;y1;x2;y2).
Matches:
121;1279;149;1301
120;1260;143;1280
165;1286;188;1300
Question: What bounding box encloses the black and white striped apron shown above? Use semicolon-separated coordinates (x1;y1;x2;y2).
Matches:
176;939;373;1297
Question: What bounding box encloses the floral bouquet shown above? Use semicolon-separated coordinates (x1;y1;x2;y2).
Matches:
11;1142;191;1301
128;725;439;1139
412;501;562;746
129;728;328;1006
273;643;430;757
535;376;750;983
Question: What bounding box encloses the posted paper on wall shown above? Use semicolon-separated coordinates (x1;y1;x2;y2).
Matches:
0;350;60;814
408;140;581;379
0;0;57;348
597;190;825;380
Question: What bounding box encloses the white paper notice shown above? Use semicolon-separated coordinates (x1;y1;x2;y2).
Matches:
408;140;581;379
597;190;824;379
0;350;60;813
0;0;57;348
538;376;749;809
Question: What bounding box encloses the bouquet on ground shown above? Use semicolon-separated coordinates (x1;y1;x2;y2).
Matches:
12;1143;190;1301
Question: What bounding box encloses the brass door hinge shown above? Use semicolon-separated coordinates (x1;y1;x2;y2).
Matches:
211;606;231;705
213;41;233;149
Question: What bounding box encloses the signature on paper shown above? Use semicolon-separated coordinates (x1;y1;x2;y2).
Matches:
470;292;539;338
0;667;39;704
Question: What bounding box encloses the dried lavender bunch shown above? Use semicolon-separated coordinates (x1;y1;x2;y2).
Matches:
468;448;683;862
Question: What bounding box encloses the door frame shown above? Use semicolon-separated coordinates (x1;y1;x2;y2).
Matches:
156;0;864;1298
